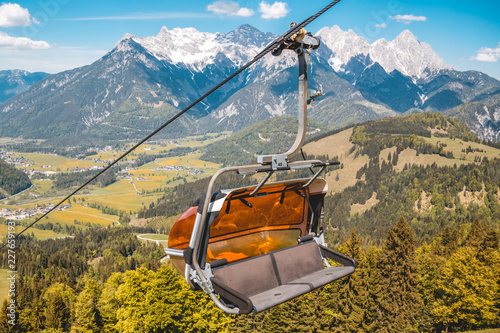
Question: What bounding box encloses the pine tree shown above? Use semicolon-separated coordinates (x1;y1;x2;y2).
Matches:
228;312;265;333
0;299;14;333
260;292;320;333
431;246;499;332
43;283;76;332
333;230;368;333
377;217;421;333
360;247;382;333
29;299;44;333
417;243;445;333
72;279;102;332
464;219;490;248
98;272;123;332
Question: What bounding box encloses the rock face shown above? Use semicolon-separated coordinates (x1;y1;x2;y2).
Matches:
1;24;499;142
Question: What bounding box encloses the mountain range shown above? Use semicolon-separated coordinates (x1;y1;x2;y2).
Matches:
0;24;499;142
0;70;49;104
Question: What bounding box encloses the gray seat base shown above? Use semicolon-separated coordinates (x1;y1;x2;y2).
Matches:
249;266;355;313
211;241;356;314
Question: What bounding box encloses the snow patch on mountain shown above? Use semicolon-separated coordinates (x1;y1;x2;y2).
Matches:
264;98;286;116
215;103;239;123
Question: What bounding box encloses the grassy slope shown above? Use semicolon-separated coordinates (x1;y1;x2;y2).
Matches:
304;127;370;193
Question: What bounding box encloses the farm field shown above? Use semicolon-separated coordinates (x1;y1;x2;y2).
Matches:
31;179;53;194
84;186;163;212
0;224;64;240
86;133;229;161
51;204;119;226
139;233;169;241
0;135;225;241
11;152;100;172
86;150;130;161
136;233;169;246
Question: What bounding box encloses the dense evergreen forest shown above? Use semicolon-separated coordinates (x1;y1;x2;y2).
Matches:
0;159;31;199
0;219;497;332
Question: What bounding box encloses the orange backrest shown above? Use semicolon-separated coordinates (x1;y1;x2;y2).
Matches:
168;179;326;266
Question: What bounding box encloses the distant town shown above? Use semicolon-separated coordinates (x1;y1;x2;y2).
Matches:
0;148;105;177
0;203;71;221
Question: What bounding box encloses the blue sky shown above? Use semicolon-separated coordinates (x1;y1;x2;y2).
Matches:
0;0;499;79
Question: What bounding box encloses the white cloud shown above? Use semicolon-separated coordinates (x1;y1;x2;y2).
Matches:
259;1;289;20
207;1;254;17
0;3;36;27
390;14;427;24
0;31;50;49
470;42;500;63
375;23;387;29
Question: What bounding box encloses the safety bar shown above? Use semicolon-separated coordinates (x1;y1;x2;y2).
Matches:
302;161;340;188
236;159;323;175
249;171;274;196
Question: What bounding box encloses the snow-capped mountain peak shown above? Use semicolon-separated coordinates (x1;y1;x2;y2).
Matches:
115;25;278;71
131;26;220;68
317;25;453;78
315;26;370;71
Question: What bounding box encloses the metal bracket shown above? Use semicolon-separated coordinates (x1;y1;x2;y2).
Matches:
257;37;316;167
307;89;322;104
191;267;215;294
272;155;288;170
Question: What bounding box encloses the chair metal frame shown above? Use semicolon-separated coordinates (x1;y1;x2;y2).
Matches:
165;35;357;314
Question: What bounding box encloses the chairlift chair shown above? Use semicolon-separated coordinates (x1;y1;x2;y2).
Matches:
165;30;357;315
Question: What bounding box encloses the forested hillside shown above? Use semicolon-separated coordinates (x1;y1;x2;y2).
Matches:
319;113;500;245
142;113;500;245
0;159;31;199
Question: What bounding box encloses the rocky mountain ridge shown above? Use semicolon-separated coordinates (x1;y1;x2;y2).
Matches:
0;24;499;142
